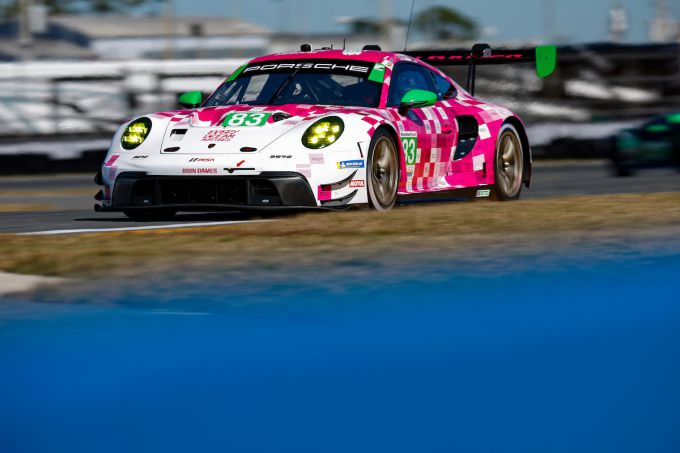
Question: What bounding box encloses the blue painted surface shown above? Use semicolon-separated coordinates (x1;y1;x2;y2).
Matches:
1;254;679;452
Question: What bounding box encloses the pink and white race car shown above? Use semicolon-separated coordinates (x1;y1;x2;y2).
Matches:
95;44;556;220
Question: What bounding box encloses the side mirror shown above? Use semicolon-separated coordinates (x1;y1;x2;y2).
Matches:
178;91;203;109
399;89;437;115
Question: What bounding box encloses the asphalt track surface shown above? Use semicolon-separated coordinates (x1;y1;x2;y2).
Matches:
0;160;678;234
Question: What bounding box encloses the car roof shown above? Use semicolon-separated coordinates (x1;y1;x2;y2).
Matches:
249;49;406;64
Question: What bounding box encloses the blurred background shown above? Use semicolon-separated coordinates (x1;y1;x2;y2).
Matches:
0;0;678;174
1;4;679;451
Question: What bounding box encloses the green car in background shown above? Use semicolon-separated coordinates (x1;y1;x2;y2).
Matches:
612;113;680;176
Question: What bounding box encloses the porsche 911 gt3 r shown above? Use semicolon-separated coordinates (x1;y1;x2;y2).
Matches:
94;44;556;220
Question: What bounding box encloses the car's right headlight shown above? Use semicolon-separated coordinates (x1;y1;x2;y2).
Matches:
121;117;152;150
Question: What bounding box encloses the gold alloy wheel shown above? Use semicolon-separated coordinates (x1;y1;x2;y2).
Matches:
496;128;523;198
370;136;399;209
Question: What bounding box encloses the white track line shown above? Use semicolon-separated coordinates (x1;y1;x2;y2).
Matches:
18;220;261;236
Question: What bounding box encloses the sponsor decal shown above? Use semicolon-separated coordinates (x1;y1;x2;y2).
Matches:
270;154;292;159
411;53;525;62
368;63;386;83
222;112;271;127
189;157;215;162
182;168;218;174
104;155;119;167
296;164;312;178
132;155;148;159
201;130;239;142
401;132;418;165
342;49;363;56
236;160;246;167
478;124;491;140
473;154;485;172
309;153;324;164
336;159;364;169
349;179;365;188
476;189;491;198
243;61;371;75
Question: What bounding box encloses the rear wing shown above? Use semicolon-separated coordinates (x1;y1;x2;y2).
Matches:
402;44;557;96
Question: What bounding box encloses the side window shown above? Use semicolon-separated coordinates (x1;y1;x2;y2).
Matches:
430;71;457;100
387;63;438;107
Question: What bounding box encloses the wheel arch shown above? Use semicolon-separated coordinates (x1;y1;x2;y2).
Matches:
372;122;402;170
503;117;532;188
373;123;400;150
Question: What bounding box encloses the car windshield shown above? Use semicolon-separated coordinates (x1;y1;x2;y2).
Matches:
204;60;382;108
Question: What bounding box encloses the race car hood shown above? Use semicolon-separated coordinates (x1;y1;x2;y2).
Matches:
154;104;382;154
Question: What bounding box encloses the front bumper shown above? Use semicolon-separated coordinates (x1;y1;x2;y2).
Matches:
95;171;318;212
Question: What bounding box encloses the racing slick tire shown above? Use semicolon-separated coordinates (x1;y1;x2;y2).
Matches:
367;129;399;211
123;209;177;221
494;123;524;201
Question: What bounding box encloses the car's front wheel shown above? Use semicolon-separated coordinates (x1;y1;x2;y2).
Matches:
494;123;524;201
367;129;399;211
123;209;177;222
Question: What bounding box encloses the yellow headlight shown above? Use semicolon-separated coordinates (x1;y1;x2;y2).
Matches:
302;117;344;149
121;118;152;150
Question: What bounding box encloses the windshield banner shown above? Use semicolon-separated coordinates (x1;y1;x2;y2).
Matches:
242;60;372;76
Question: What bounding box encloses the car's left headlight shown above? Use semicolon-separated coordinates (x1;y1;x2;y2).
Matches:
302;116;344;149
121;117;152;150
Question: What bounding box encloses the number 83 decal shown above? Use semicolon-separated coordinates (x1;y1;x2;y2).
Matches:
401;134;418;165
222;112;272;127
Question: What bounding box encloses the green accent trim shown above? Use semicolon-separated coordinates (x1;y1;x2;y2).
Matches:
647;124;670;133
536;45;557;78
178;91;203;109
227;63;248;81
667;113;680;124
400;89;437;108
368;63;386;83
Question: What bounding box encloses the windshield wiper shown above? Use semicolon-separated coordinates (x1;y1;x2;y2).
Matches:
268;69;300;104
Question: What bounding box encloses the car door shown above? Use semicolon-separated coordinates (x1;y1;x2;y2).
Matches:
386;62;454;193
637;117;678;163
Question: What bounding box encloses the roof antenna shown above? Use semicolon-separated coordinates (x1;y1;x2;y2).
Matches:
343;38;346;50
403;0;416;52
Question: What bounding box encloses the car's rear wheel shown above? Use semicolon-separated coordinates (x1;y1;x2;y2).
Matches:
367;129;399;211
123;209;177;221
494;124;524;201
